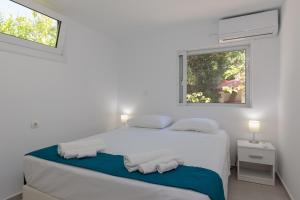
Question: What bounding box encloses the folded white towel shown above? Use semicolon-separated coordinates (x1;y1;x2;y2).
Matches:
62;147;98;159
63;149;80;159
138;158;162;174
124;149;172;172
77;147;98;159
58;139;105;156
157;160;180;173
58;139;105;159
138;155;183;174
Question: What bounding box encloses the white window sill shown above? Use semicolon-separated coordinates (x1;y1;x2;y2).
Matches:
0;40;66;62
177;102;252;108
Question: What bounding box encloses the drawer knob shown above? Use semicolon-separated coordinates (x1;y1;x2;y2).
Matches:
249;155;263;159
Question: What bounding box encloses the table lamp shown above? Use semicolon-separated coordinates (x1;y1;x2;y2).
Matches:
121;114;129;126
248;120;260;144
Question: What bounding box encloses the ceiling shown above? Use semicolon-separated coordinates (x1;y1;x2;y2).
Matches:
32;0;284;38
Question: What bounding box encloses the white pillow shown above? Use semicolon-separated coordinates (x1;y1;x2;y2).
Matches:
170;118;219;133
128;115;173;129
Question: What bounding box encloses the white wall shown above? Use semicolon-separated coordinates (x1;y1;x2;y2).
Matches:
0;6;284;199
117;20;280;164
278;0;300;199
0;19;119;198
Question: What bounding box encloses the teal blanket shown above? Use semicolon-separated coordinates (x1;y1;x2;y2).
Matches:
27;145;224;200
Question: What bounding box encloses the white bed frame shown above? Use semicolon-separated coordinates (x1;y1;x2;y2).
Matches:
23;185;59;200
23;157;230;200
23;128;230;200
23;183;228;200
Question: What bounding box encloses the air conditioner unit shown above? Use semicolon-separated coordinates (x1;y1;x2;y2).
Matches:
219;10;278;43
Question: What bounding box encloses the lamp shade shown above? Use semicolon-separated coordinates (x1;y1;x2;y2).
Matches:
248;120;260;133
121;114;129;123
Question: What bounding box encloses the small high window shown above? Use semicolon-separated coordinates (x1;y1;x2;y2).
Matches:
178;46;250;105
0;0;64;55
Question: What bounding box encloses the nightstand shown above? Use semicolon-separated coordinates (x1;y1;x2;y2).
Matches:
237;139;276;185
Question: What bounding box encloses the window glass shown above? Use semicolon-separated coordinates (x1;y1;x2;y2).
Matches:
0;0;60;47
180;47;249;105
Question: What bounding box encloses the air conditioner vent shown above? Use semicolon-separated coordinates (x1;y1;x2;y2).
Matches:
219;10;278;43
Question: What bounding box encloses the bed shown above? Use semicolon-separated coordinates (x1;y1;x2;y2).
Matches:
23;127;230;200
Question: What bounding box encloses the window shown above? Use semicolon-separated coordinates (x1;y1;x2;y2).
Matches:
178;46;250;105
0;0;65;55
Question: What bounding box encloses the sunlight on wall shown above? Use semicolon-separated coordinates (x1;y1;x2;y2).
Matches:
121;107;134;115
242;109;264;121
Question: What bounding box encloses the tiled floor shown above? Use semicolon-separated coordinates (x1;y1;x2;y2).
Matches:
228;168;291;200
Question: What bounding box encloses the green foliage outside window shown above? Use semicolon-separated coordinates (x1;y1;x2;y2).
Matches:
186;49;246;104
186;92;211;103
0;11;59;47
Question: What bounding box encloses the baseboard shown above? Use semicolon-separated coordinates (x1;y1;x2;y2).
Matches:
276;172;295;200
3;192;22;200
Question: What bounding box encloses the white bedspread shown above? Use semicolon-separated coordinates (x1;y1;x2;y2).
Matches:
24;127;230;200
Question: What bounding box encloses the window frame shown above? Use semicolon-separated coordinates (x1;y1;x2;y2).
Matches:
0;0;66;56
177;45;251;107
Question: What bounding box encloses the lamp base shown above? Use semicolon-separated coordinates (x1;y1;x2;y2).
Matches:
249;132;260;144
249;140;260;144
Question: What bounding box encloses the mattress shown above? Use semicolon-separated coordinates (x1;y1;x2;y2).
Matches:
24;127;230;200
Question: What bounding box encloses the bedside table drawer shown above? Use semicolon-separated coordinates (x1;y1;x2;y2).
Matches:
238;148;275;165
